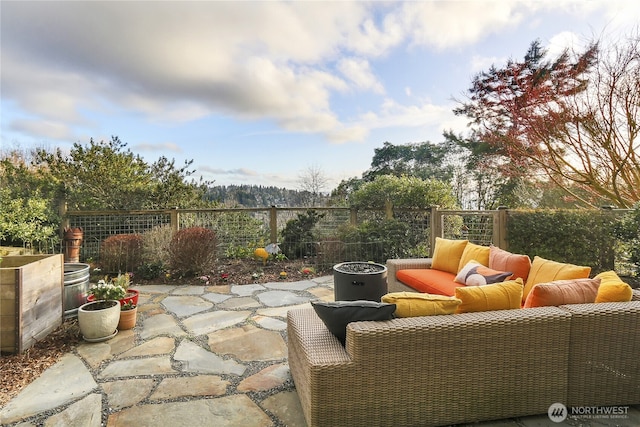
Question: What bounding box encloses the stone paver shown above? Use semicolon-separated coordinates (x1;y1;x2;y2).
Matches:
0;354;97;424
162;295;213;317
174;340;246;375
44;393;102;427
149;375;229;400
237;363;290;392
106;395;272;427
182;310;250;335
231;283;265;296
99;356;177;378
252;314;287;330
257;290;309;307
208;324;287;361
139;313;186;339
102;379;155;410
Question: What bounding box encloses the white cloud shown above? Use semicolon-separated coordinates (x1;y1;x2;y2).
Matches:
133;142;182;153
337;58;385;94
402;1;524;50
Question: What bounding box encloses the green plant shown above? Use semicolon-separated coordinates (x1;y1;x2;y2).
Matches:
137;262;164;280
99;234;143;273
615;203;640;276
169;227;218;276
141;224;173;269
280;210;325;259
121;301;136;310
89;279;126;301
0;188;59;249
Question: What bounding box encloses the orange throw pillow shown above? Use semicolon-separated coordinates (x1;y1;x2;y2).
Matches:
488;245;531;282
523;278;601;308
523;256;591;304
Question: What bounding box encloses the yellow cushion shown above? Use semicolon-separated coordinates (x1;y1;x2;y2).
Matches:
594;271;633;303
455;278;524;313
381;292;461;317
431;238;468;275
523;256;591;304
458;242;490;271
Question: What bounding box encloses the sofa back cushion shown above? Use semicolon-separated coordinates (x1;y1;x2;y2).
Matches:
594;270;633;303
381;292;461;317
488;245;532;282
458;242;490;271
523;256;591;304
431;238;468;274
454;278;524;313
523;278;601;308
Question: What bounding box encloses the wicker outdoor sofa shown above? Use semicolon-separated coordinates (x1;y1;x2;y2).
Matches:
287;289;640;427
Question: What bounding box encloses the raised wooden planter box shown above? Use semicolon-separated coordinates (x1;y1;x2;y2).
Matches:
1;254;63;354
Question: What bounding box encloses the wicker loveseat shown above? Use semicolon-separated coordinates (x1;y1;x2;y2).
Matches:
287;290;640;427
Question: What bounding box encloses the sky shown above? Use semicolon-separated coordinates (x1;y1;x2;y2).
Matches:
1;1;639;191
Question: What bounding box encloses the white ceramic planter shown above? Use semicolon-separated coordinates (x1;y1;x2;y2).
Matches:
77;300;120;342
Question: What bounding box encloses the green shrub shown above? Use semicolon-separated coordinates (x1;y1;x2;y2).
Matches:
280;210;325;259
615;203;640;276
99;234;143;273
506;210;618;273
169;227;217;276
142;224;174;268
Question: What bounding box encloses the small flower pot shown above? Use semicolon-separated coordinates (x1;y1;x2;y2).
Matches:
77;300;120;342
118;306;138;330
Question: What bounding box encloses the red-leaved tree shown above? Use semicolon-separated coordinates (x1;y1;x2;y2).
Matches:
455;35;640;208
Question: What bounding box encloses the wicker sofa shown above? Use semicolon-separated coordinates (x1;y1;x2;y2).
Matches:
287;289;640;427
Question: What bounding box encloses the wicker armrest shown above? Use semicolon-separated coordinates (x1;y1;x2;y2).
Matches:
560;300;640;407
632;288;640;301
385;258;433;293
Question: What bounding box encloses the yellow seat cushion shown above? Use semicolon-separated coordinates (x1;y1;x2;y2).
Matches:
431;238;468;275
458;242;490;271
455;278;524;313
594;271;633;303
381;292;461;317
523;256;591;304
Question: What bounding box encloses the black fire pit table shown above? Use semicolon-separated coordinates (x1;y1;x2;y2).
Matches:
333;261;388;302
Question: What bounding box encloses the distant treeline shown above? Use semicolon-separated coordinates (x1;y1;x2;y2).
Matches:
205;185;328;207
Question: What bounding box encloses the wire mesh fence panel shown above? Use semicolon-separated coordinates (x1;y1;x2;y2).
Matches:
441;212;495;245
69;213;171;261
178;210;270;258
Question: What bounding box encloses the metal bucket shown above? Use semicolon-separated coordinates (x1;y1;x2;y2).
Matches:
64;263;90;319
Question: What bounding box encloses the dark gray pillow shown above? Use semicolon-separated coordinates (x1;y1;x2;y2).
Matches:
311;300;396;345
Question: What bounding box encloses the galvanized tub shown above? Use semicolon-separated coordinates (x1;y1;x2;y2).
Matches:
64;263;90;319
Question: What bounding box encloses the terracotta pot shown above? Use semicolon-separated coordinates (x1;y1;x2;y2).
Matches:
118;306;138;330
63;227;83;263
77;300;120;342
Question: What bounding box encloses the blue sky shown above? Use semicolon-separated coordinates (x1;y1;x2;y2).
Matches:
1;1;639;190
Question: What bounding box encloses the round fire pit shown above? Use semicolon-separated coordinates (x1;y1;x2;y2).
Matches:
333;261;388;302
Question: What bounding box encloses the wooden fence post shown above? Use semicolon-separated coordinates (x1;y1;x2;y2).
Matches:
350;208;358;226
59;199;69;238
495;206;508;250
270;206;278;244
170;208;180;233
384;200;394;219
429;206;441;256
